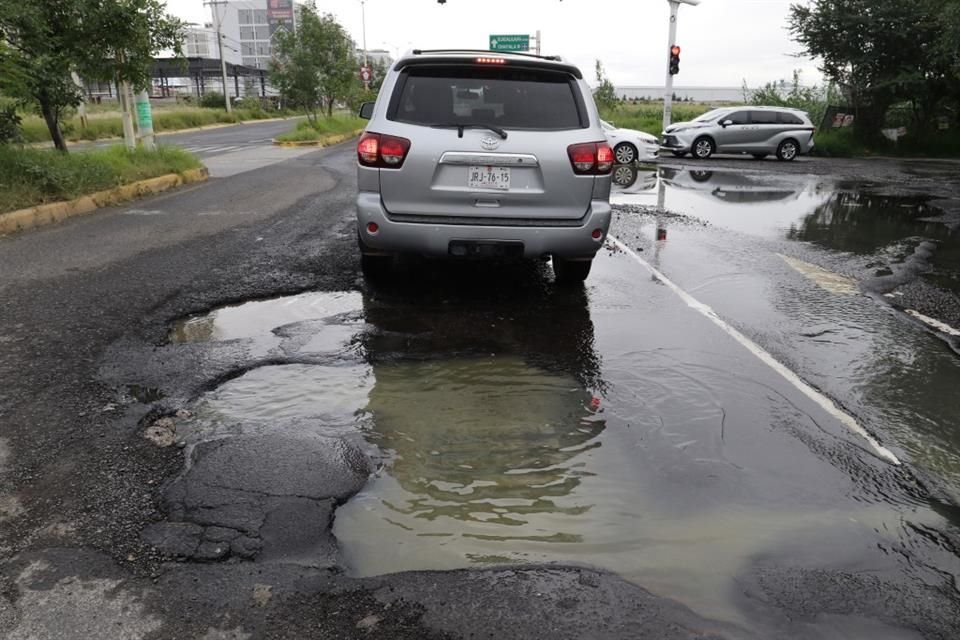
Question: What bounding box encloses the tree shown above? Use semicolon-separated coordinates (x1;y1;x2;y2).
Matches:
0;0;183;152
788;0;955;139
271;8;357;121
747;69;839;128
593;60;618;113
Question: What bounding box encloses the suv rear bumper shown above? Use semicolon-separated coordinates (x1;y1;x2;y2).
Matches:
356;192;611;259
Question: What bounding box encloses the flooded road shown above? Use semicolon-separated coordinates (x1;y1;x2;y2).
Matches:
164;188;960;636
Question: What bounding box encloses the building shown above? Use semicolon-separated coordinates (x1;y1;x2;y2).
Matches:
359;48;394;69
616;86;750;104
184;26;241;65
210;0;303;71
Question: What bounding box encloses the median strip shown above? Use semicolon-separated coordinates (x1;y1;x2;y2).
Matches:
272;129;364;148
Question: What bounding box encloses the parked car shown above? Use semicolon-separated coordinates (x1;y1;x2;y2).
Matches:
601;120;659;164
660;106;815;161
356;49;613;283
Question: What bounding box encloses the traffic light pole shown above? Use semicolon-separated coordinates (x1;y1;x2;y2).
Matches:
662;0;680;131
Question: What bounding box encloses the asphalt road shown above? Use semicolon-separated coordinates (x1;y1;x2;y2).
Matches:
1;140;960;639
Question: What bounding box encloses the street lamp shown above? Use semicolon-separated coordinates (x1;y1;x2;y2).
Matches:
662;0;700;131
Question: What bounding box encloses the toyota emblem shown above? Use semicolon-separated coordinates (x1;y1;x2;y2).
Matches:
480;136;501;151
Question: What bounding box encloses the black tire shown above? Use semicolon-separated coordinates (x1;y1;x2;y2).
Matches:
689;170;713;183
614;142;637;165
671;151;687;158
692;136;715;160
361;253;392;279
776;139;799;162
752;153;767;160
553;257;592;285
358;232;392;279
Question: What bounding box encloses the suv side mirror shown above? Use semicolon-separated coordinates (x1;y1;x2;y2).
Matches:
359;102;375;120
721;119;734;128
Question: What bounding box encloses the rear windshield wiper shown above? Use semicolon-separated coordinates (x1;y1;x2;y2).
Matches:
430;123;508;140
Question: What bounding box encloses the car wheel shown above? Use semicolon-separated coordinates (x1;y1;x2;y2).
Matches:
553;257;592;285
614;142;637;164
776;139;799;161
360;253;392;279
692;136;714;159
613;164;638;187
671;151;687;158
689;170;713;183
752;153;767;160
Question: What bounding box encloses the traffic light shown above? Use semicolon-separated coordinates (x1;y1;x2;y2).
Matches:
669;45;681;75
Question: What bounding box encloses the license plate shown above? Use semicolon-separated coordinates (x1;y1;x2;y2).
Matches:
468;166;510;190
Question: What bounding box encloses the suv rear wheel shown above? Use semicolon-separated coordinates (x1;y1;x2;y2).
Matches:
692;136;715;159
776;139;799;161
553;257;592;284
358;234;392;279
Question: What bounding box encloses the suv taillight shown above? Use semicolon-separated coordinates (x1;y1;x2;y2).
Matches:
567;142;614;176
357;132;411;168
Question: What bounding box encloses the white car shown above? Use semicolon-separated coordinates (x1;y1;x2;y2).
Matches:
601;120;659;164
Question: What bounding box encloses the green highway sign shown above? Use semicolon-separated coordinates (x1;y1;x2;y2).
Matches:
489;34;530;52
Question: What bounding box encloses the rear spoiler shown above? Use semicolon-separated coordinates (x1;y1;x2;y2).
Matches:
396;52;583;80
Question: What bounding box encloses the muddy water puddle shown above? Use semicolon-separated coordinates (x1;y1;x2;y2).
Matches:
167;282;957;627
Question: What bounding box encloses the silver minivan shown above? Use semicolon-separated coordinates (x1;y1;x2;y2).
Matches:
660;106;815;161
356;50;613;283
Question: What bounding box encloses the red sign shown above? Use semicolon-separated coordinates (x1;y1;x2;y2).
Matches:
360;66;373;82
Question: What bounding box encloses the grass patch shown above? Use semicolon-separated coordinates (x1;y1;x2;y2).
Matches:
599;103;714;136
275;115;365;142
0;145;202;214
20;107;298;144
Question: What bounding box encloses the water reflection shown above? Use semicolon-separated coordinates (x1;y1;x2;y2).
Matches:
786;192;950;255
660;167;803;204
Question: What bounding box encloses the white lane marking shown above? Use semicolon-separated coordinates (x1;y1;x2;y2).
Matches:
778;254;858;296
906;310;960;337
609;236;901;466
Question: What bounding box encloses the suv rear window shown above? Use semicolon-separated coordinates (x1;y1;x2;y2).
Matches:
388;65;587;130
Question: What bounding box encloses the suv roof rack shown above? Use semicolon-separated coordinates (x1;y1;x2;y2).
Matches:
410;49;563;62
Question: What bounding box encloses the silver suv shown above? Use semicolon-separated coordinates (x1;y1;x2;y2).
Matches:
660;106;815;161
356;50;613;283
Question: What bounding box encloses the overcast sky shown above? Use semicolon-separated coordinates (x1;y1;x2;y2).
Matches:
166;0;822;88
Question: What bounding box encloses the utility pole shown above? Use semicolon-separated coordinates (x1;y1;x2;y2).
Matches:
534;29;541;55
360;0;369;90
204;0;232;113
662;0;699;131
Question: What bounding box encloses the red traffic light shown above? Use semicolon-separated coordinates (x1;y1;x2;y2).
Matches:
671;45;681;56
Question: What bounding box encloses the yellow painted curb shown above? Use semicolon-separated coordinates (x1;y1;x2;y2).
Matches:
0;167;209;236
272;129;364;148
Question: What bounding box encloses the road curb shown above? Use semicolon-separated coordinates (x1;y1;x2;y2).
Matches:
271;129;363;148
0;167;209;236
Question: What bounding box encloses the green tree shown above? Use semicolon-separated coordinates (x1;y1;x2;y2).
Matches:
271;8;357;121
0;0;183;152
747;69;839;128
593;60;618;113
788;0;954;139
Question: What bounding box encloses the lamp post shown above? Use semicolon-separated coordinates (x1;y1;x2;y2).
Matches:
361;0;369;89
662;0;700;131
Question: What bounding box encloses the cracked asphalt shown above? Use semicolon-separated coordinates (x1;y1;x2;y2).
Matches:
2;136;960;638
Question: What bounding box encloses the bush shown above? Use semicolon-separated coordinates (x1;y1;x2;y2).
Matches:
0;104;23;144
599;103;712;136
199;92;226;110
0;145;202;213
